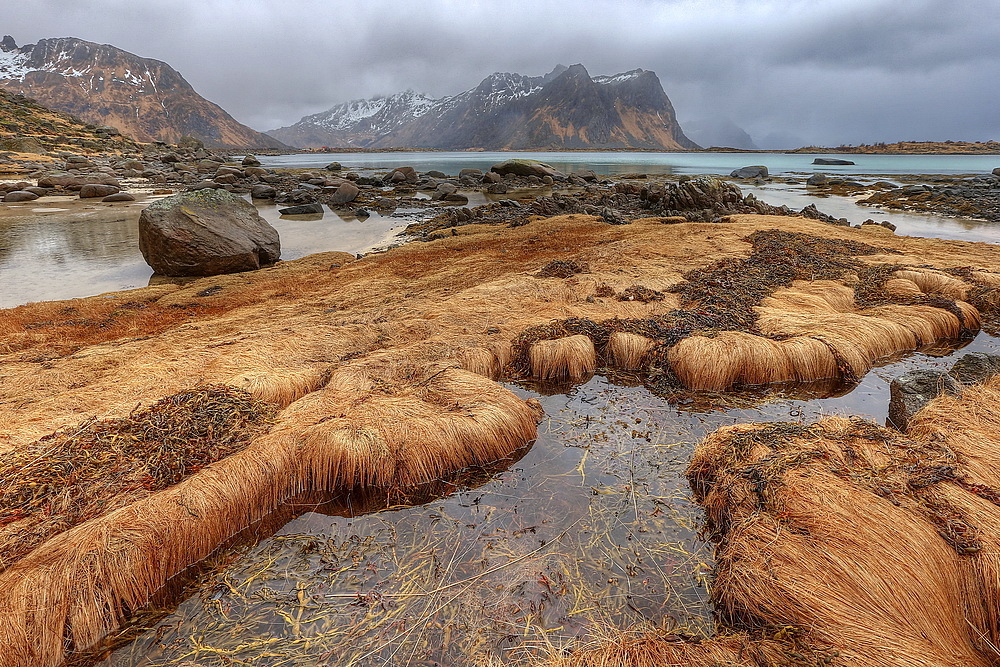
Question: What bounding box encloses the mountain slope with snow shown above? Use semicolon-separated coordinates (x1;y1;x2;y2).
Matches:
267;64;699;150
0;35;286;149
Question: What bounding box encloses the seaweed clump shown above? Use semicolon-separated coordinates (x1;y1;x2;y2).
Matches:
537;259;590;278
0;386;277;571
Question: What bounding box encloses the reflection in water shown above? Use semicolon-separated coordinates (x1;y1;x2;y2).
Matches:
99;332;1000;666
0;199;423;308
0;202;153;306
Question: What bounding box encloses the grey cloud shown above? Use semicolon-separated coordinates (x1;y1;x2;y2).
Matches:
2;0;997;146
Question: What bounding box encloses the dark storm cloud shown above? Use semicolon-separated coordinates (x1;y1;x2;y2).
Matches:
3;0;997;145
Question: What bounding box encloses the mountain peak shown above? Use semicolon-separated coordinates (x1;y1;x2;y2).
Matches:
268;64;698;151
0;35;285;148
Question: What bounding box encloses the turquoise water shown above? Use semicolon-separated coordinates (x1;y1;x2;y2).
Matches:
259;150;1000;177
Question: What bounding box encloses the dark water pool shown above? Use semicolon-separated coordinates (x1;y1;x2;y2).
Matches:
92;332;1000;667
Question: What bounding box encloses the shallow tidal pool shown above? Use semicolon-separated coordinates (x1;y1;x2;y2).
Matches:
86;332;1000;667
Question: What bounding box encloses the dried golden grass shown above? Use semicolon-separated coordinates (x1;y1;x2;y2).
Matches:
295;364;543;490
883;277;924;298
761;279;856;313
459;346;504;379
681;414;1000;667
605;331;656;370
539;632;794;667
668;332;794;391
0;363;541;665
227;367;331;408
971;271;1000;288
894;269;970;299
529;334;597;382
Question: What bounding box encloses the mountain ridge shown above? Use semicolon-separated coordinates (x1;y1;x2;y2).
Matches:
0;35;287;149
268;64;699;151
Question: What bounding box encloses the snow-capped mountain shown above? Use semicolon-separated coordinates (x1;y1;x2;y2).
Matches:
267;64;699;151
269;90;437;148
0;35;286;149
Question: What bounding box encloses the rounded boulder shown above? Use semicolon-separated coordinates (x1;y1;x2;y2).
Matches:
490;159;566;180
138;189;280;276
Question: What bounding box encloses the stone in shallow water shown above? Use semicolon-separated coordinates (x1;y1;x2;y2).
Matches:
139;188;280;276
279;202;324;215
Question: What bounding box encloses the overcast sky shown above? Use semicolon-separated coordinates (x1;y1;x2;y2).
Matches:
3;0;998;147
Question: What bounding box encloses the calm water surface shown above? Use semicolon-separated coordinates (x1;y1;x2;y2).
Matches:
260;150;1000;177
98;333;1000;666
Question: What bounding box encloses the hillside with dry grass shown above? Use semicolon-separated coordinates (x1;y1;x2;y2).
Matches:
0;87;142;160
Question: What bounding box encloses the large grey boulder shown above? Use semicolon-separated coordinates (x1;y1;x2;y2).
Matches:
491;159;566;180
887;369;960;431
812;158;855;165
730;165;769;179
328;181;360;205
138;189;280;276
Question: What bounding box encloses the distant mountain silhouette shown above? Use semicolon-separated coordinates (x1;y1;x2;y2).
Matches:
268;64;699;150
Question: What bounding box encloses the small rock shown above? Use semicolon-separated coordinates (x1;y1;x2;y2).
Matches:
250;184;277;199
325;162;343;171
431;182;458;200
887;369;960;431
806;174;829;186
328;182;360;205
3;190;39;202
79;184;120;198
241;154;261;167
949;352;1000;384
355;207;371;218
279;203;324;215
426;170;448;178
102;192;136;202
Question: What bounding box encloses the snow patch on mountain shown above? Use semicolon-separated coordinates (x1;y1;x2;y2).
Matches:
0;49;31;80
593;69;646;85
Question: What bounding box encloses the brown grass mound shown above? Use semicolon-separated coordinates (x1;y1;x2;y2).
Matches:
894;269;970;299
0;363;540;666
227;367;331;408
606;331;657;370
529;334;598;381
